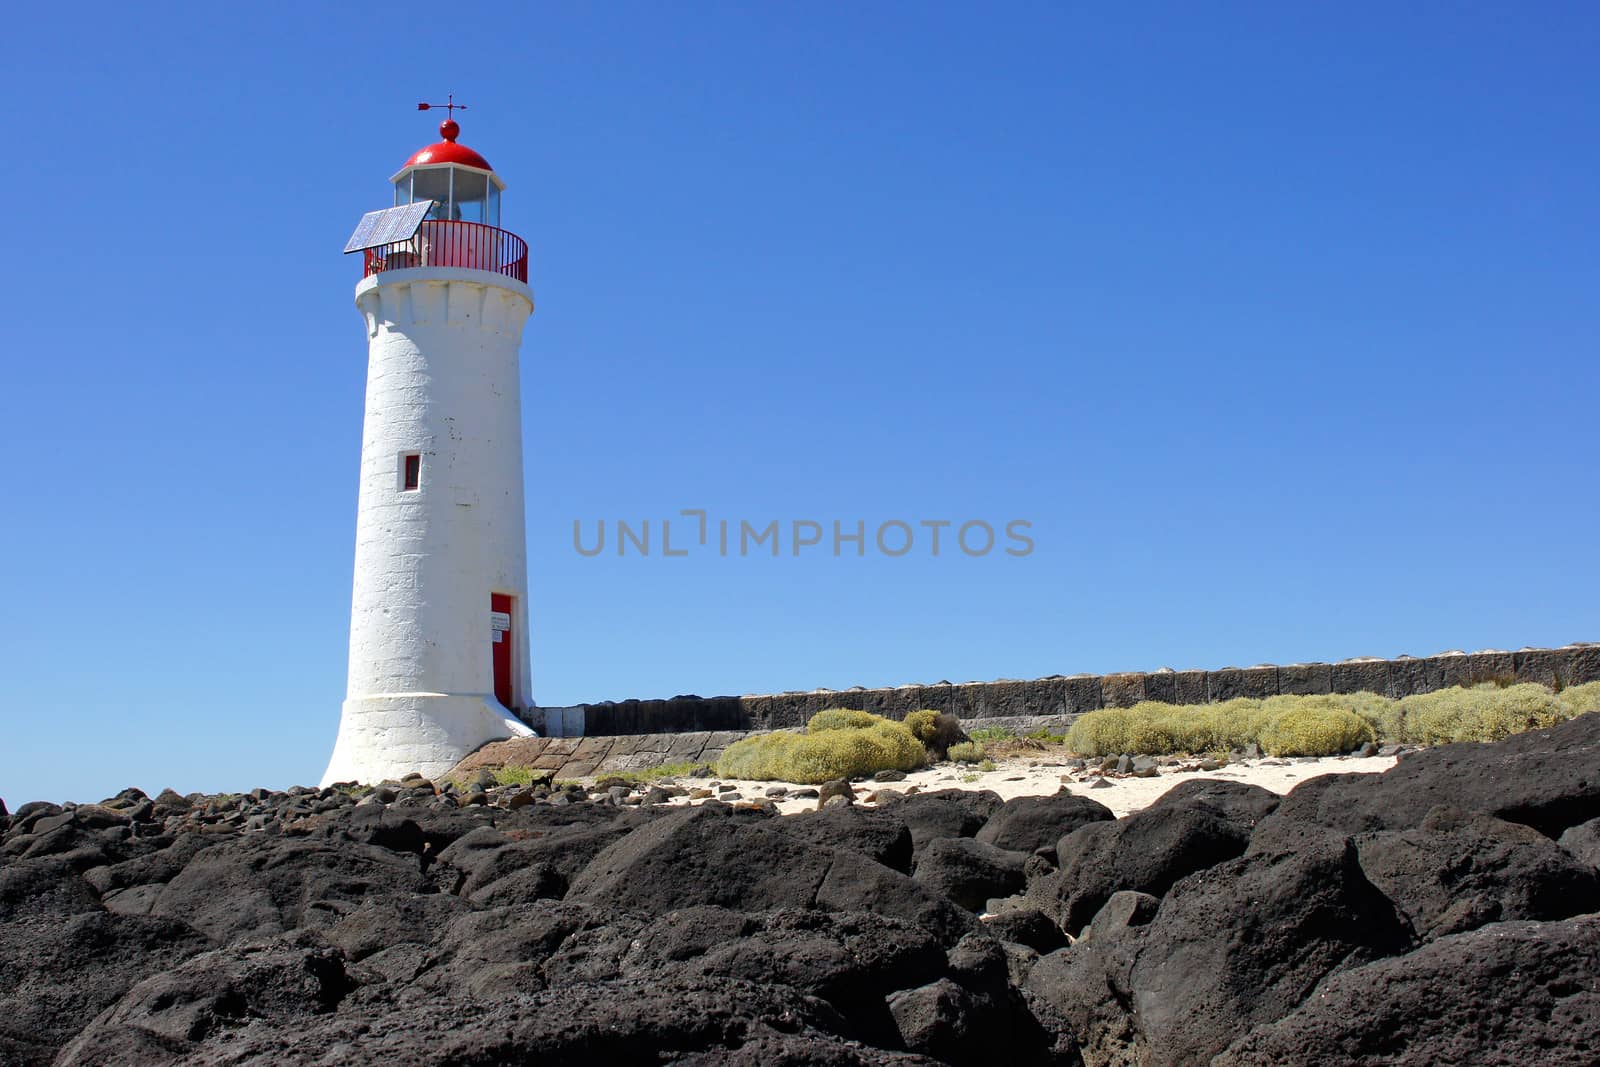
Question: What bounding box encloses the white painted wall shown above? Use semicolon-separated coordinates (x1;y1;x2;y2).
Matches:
322;266;536;786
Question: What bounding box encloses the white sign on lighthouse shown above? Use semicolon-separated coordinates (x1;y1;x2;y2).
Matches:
322;103;537;786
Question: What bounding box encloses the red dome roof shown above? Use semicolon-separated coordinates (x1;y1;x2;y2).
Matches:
402;119;493;171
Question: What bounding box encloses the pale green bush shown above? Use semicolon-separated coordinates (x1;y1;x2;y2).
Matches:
1398;683;1574;744
717;711;926;783
904;709;941;743
1258;707;1375;756
808;708;881;733
1561;681;1600;714
1064;705;1147;757
1064;683;1584;758
948;741;985;763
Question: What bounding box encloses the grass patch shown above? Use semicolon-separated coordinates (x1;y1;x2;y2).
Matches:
967;727;1017;744
599;761;700;784
717;710;926;784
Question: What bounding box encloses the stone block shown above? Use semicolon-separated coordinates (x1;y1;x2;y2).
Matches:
606;735;645;757
804;691;845;719
1207;667;1275;701
1063;674;1102;714
769;695;811;730
917;683;956;715
1514;648;1563;688
1565;645;1600;686
559;760;599;778
874;686;922;721
542;738;580;757
662;698;703;733
1331;659;1389;696
1172;670;1207;706
1388;656;1440;697
1101;672;1146;708
1142;671;1177;705
1277;663;1332;696
573;736;613;761
739;695;778;730
627;699;663;733
944;683;984;719
667;732;712;759
695;697;746;731
983;680;1033;718
582;704;618;736
1023;676;1069;716
1457;651;1516;686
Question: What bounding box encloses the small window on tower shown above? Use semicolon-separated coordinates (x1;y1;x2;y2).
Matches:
402;453;421;491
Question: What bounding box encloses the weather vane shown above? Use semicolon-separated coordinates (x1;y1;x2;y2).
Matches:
417;94;467;119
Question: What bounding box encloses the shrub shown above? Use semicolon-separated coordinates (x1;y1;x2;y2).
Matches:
1063;683;1583;758
1561;681;1600;714
808;708;880;733
1065;704;1171;757
1399;683;1572;745
717;711;926;784
904;709;968;758
948;741;985;763
1257;707;1375;756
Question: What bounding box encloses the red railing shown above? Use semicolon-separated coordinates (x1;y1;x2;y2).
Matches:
363;220;529;283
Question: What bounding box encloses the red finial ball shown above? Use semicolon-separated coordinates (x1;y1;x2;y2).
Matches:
440;119;460;142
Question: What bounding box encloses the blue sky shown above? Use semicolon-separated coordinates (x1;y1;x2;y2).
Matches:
3;3;1595;804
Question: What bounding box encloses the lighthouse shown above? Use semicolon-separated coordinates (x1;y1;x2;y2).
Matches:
323;107;537;786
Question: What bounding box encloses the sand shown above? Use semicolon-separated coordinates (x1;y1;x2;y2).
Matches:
669;752;1399;818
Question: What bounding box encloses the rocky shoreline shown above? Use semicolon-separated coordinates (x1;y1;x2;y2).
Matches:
4;713;1600;1065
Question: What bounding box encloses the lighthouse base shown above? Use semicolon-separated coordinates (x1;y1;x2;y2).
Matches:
320;693;535;786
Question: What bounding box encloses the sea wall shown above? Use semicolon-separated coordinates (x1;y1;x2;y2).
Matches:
522;643;1600;738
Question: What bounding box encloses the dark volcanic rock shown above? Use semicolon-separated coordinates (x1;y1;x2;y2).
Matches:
567;804;978;945
1354;805;1600;941
150;835;434;943
1027;830;1412;1067
622;907;948;1043
81;974;878;1066
1029;784;1267;934
1260;710;1600;837
0;911;209;1067
55;930;354;1065
1214;915;1600;1066
774;805;916;874
980;908;1069;954
1559;815;1600;869
974;791;1114;855
914;837;1028;912
879;789;1004;859
0;857;103;921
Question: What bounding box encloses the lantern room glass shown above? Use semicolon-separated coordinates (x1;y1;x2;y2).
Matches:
393;166;499;225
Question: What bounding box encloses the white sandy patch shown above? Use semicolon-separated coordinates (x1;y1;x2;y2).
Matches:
660;753;1398;818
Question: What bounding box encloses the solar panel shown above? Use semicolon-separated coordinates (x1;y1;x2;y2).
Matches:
342;201;436;253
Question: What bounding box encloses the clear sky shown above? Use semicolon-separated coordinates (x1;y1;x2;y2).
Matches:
3;3;1596;805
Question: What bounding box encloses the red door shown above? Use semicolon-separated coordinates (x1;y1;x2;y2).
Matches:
490;593;514;708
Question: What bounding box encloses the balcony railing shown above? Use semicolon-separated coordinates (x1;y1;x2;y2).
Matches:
362;220;528;283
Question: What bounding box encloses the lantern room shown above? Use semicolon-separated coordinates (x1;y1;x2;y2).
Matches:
392;118;504;227
348;114;528;284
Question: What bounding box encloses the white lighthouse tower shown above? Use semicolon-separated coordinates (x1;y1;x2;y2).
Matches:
323;107;537;786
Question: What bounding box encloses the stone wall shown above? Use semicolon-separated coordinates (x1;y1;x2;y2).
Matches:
521;644;1599;739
